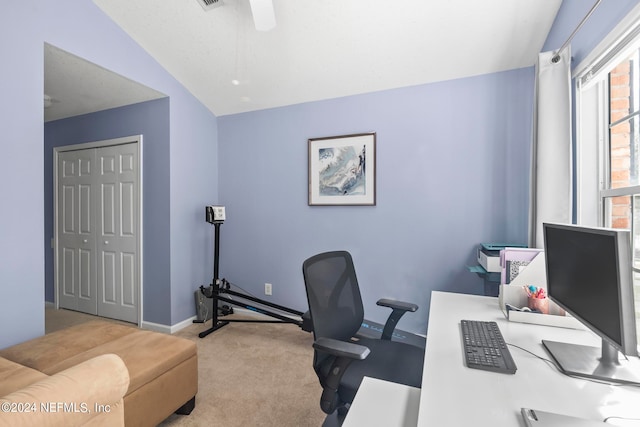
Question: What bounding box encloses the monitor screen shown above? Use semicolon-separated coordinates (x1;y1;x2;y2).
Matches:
542;222;640;384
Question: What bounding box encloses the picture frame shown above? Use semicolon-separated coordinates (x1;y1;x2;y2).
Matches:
308;132;376;206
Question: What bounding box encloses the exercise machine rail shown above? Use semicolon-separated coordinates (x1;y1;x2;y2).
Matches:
198;279;306;338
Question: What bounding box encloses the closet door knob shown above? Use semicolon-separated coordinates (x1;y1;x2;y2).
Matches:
104;241;109;245
83;239;88;243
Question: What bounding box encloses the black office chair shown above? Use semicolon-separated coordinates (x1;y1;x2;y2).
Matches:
302;251;424;422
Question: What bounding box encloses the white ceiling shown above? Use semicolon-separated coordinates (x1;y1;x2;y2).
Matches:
45;0;563;120
44;44;166;122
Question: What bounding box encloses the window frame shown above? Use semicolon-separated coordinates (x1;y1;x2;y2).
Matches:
574;7;640;348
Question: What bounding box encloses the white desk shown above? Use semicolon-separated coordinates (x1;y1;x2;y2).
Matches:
417;291;640;426
343;291;640;426
342;377;420;427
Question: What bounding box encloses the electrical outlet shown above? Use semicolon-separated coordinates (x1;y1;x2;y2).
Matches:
265;283;272;296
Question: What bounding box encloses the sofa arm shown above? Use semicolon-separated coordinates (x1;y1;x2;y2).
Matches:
0;354;130;427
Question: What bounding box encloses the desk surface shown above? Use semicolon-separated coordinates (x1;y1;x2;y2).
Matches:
417;291;640;426
342;377;420;427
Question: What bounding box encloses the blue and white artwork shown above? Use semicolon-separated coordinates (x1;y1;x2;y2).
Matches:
318;145;366;196
308;132;375;205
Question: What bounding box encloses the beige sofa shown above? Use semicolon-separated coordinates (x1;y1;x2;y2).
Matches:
0;320;197;427
0;354;129;426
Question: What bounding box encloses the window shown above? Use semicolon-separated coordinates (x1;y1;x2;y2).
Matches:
575;18;640;347
604;51;640;229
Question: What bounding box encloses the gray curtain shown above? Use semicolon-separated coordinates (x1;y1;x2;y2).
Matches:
528;48;573;248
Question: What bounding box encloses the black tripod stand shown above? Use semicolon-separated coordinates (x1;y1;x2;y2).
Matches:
198;218;310;339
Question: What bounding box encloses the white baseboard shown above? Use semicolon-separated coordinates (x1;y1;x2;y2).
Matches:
141;316;197;334
141;308;303;335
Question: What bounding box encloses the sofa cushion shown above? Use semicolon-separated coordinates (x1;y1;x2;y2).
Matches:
0;321;137;371
0;358;48;397
40;330;196;394
0;354;129;427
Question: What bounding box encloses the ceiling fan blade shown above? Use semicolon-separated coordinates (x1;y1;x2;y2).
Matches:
249;0;276;31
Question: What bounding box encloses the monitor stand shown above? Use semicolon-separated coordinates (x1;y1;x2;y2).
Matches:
542;339;640;385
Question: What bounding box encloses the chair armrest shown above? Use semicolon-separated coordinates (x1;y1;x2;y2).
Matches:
377;298;418;312
0;354;129;427
313;338;370;414
313;337;370;360
376;298;419;340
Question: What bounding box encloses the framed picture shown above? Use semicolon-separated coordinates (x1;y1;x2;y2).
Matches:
308;132;376;206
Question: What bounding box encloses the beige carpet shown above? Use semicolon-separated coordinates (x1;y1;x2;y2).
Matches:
45;308;326;427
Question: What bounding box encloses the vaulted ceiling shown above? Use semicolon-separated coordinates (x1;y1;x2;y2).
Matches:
44;0;563;121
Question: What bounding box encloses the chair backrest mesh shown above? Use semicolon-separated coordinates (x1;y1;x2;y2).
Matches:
302;251;364;342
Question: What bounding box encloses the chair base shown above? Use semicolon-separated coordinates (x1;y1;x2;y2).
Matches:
322;406;349;427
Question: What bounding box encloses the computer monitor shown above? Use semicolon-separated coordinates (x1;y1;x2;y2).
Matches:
542;222;640;385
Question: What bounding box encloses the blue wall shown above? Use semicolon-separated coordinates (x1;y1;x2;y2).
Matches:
218;68;534;334
44;99;173;325
0;4;45;349
167;92;219;325
1;1;217;348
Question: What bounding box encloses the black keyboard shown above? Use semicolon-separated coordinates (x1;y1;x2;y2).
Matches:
460;320;517;374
